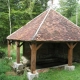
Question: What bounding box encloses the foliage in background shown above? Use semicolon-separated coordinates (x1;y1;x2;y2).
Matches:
0;0;48;45
57;0;80;26
0;59;11;74
0;50;5;58
0;0;9;44
58;0;78;18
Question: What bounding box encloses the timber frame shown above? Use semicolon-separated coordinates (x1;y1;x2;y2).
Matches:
8;40;21;63
7;40;43;73
66;42;77;66
8;40;77;73
30;42;43;73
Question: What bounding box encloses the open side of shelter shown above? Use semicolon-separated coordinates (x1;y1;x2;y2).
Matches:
7;40;78;73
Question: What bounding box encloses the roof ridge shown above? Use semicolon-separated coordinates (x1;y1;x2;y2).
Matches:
32;8;51;40
7;9;47;39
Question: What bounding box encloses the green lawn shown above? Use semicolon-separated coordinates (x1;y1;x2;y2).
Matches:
38;63;80;80
0;45;80;80
0;59;27;80
0;58;80;80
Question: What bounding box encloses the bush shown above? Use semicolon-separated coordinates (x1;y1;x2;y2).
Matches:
0;59;11;74
0;50;5;58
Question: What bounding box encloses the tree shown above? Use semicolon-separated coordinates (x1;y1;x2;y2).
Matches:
0;0;48;45
58;0;78;18
8;0;12;34
10;0;48;32
0;0;9;44
57;0;80;26
70;9;80;26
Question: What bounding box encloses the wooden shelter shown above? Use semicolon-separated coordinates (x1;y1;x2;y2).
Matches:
7;8;80;73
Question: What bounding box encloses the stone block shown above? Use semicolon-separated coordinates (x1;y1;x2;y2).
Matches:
64;65;75;71
12;62;23;71
27;71;39;80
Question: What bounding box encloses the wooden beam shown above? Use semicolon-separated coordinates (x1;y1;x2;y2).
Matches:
16;41;20;63
18;42;23;47
67;43;77;66
36;43;43;50
8;40;11;57
73;43;77;48
67;43;71;48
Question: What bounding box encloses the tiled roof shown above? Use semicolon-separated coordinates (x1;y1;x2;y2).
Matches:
7;8;80;42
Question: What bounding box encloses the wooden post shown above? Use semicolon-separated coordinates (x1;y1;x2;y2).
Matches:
68;47;73;66
30;43;37;73
30;43;43;73
8;40;11;57
67;43;77;66
16;41;20;63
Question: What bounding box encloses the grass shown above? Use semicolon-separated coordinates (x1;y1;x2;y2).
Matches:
1;57;80;80
0;45;27;80
37;63;80;80
0;59;28;80
0;59;11;73
1;45;80;80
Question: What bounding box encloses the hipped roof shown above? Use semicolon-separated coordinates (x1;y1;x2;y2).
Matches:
7;8;80;42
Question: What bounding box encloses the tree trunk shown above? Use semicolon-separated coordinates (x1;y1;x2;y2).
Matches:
8;0;12;34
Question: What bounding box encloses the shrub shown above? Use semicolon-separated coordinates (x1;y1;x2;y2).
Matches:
0;50;5;58
0;59;11;74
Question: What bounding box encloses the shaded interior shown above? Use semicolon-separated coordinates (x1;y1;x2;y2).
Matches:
23;42;80;69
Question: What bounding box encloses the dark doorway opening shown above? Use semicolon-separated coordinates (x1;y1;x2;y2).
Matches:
23;42;69;69
36;58;68;69
36;42;68;69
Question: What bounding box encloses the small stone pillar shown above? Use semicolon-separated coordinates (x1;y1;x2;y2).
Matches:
12;62;23;72
27;71;39;80
64;65;75;71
